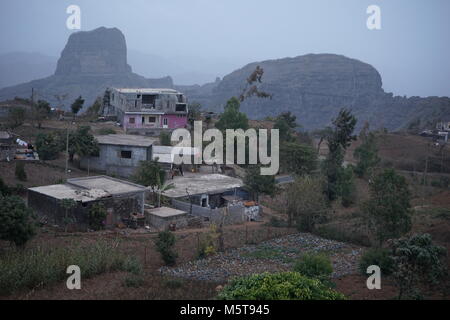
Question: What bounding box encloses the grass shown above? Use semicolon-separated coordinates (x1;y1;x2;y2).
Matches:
314;224;371;247
0;240;142;296
241;246;296;264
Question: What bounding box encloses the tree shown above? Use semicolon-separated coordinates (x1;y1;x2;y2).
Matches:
354;132;380;178
0;195;36;246
68;126;99;162
274;112;297;142
32;100;51;129
88;203;107;231
0;177;11;196
155;230;178;266
280;142;317;176
218;272;345;300
7;107;26;130
35;132;64;160
60;198;77;232
363;169;412;246
389;234;447;299
244;166;277;202
133;159;166;203
322;109;357;201
159;131;172;146
337;165;356;207
15;162;27;182
71;96;84;116
187;102;202;126
285;175;328;230
215;97;249;132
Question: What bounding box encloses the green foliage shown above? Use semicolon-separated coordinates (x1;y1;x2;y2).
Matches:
15;162;27;181
358;248;394;276
7;107;26;130
244;165;277;201
164;278;184;289
280;142;317;175
68;126;99;162
0;241;142;295
218;272;345;300
389;234;447;299
155;230;178;266
32;100;51;128
71;96;84;115
134;159;166;192
286;175;328;231
215;97;249;131
160;131;172;146
0;195;36;246
0;177;11;196
363;169;412;246
88;203;107;231
293;253;333;283
123;275;145;288
337;166;356;207
354;132;380;178
274;112;297;142
35;132;64;160
197;224;219;259
97;128;116;135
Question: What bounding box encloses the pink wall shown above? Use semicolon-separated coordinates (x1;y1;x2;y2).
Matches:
161;114;187;129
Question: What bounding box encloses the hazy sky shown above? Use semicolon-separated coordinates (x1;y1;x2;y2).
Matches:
0;0;449;97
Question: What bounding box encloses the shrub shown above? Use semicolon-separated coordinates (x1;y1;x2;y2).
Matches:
218;272;345;300
123;275;145;288
164;278;184;289
0;177;11;196
0;241;142;295
35;133;63;160
293;253;333;283
159;131;172;146
15;162;27;181
88;203;107;231
155;231;178;266
0;195;36;246
358;248;394;276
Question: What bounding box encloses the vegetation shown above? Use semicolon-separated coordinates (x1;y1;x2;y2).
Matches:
71;96;84;116
358;248;394;276
274;112;297;142
188;102;202;126
0;195;36;246
354;131;380;178
215;97;249;132
0;177;11;196
280;142;317;176
218;272;345;300
134;159;166;204
68;126;99;162
15;162;27;182
7;107;26;130
293;253;333;284
32;100;51;129
155;231;178;266
159;131;172;146
61;198;77;232
389;234;447;299
285;175;328;231
35;132;64;160
337;166;356;207
88;203;107;231
0;241;142;295
97;127;116;135
243;165;277;201
363;169;412;246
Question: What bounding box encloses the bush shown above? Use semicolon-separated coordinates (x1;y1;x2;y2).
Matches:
123;275;145;288
0;195;36;246
0;241;142;295
293;253;333;283
15;162;27;181
160;131;172;146
0;177;11;196
97;128;116;135
88;203;107;231
164;278;184;289
155;231;178;266
358;248;394;276
218;272;345;300
35;133;63;160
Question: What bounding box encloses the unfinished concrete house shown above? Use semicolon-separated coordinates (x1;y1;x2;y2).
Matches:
162;173;261;225
101;88;188;136
28;176;148;230
80;134;158;177
0;131;15;161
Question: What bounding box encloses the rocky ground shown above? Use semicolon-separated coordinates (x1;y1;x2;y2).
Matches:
160;233;363;282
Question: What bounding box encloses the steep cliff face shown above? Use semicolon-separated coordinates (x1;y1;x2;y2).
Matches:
180;54;450;131
0;27;172;109
55;27;132;75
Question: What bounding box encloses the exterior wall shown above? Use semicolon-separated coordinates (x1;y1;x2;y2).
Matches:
124;114;163;130
161;114;188;129
80;144;151;178
28;189;145;231
146;213;188;230
0;140;16;161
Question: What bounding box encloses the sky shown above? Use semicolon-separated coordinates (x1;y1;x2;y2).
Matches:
0;0;449;97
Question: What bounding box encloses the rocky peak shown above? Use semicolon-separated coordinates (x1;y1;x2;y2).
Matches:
55;27;132;76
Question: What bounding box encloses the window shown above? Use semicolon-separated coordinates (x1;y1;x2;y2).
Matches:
176;104;187;112
142;116;145;124
142;95;156;105
129;117;135;124
149;117;156;123
163;118;168;126
120;150;132;159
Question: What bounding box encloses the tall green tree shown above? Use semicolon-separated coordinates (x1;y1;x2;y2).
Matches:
354;132;380;178
215;97;249;131
363;169;412;246
244;165;277;202
134;159;166;204
68;126;99;162
35;132;64;160
71;96;84;116
280;142;317;176
274;112;298;142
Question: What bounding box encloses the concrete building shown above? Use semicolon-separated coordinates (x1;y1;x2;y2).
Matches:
80;134;158;177
0;131;15;161
162;173;261;225
101;88;188;136
146;206;188;231
436;118;450;132
28;176;148;230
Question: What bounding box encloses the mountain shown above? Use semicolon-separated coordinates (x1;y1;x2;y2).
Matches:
0;52;57;89
178;54;450;131
0;27;173;109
